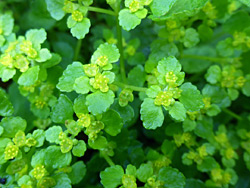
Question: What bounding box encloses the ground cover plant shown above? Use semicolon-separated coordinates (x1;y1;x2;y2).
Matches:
0;0;250;187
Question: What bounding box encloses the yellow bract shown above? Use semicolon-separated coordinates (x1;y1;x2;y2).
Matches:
14;54;29;72
13;130;26;147
165;71;178;86
20;40;37;58
154;91;174;107
83;64;99;77
122;174;137;188
203;2;217;20
96;55;109;67
72;10;83;22
77;113;91;128
32;165;47;180
225;147;235;159
63;0;74;13
236;76;246;88
60;137;73;153
129;0;140;13
202;97;211;109
4;144;19;160
0;53;13;68
90;73;109;92
125;45;136;56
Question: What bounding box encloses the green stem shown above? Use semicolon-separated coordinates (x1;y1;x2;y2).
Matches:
222;108;243;121
113;81;147;92
74;39;82;61
181;54;230;64
87;6;116;16
115;2;126;83
102;153;115;166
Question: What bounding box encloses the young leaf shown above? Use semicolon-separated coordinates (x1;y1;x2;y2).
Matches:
169;102;186;121
18;66;40;86
70;18;91;39
0;88;14;116
57;62;85;92
119;9;141;31
102;109;123;136
73;76;91;94
86;90;115;115
0;116;26;138
51;94;73;124
72;140;87;157
158;167;186;188
44;145;72;169
140;98;164;129
45;126;62;144
150;0;176;17
26;28;47;44
45;0;65;20
100;165;124;188
68;161;87;185
179;82;204;112
136;163;153;183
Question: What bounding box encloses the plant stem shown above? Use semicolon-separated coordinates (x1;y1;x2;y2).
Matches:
115;2;126;83
181;54;230;64
87;6;116;16
113;81;147;92
74;39;82;61
222;108;243;121
102;153;115;166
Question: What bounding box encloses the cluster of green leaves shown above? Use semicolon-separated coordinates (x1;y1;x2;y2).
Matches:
1;0;250;188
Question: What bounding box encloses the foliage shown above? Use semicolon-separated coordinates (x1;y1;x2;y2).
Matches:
0;0;250;187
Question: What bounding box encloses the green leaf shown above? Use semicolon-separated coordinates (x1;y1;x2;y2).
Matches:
183;119;196;132
239;0;250;7
197;156;218;172
158;167;186;188
169;102;186;121
216;38;234;57
150;0;176;17
73;95;89;114
111;99;135;123
18;66;40;86
70;18;91;39
0;116;26;138
51;94;73;123
185;179;205;188
53;173;71;188
42;53;62;68
45;0;65;20
44;145;72;169
57;62;85;92
73;76;91;94
102;109;123;136
0;88;14;116
183;28;200;48
68;161;86;185
179;82;204;112
150;0;208;21
157;56;182;75
36;48;52;62
91;43;120;64
242;78;250;97
86;90;115;115
119;9;141;31
146;85;161;98
205;65;222;84
45;126;62;144
136;163;153;183
88;135;108;149
127;65;146;87
26;28;47;44
72;140;87;157
0;13;14;35
140;98;164;129
100;165;124;188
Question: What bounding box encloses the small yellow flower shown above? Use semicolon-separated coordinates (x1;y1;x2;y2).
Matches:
129;0;140;13
77;113;91;128
154;91;174;107
72;10;83;22
96;55;109;67
4;144;19;160
32;165;47;180
83;64;99;77
90;73;110;92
